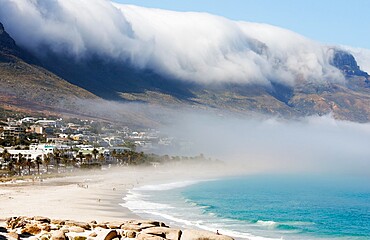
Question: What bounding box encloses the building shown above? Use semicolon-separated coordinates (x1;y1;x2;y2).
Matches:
7;149;44;161
0;126;25;139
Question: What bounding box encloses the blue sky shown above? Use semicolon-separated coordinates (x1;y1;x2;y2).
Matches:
113;0;370;49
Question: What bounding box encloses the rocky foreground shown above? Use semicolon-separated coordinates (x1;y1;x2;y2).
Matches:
0;216;234;240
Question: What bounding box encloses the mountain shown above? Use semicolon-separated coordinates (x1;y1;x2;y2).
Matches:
0;22;98;118
35;45;370;122
1;6;370;124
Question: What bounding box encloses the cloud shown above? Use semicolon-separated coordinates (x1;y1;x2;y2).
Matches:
77;98;370;176
161;111;370;176
0;0;354;85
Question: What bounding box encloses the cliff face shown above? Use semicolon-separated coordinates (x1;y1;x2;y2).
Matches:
332;49;369;77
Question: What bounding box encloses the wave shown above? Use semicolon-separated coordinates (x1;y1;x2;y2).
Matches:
134;180;205;191
121;179;284;240
253;220;316;235
121;189;174;211
142;210;281;240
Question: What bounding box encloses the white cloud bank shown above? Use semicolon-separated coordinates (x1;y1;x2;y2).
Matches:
1;0;368;86
161;112;370;176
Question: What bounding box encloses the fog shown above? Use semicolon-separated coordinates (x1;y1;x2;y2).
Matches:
0;0;358;86
77;99;370;177
161;110;370;176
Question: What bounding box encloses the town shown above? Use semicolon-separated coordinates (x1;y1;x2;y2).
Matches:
0;115;207;178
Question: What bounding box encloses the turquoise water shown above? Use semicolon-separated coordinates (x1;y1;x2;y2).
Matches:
122;175;370;240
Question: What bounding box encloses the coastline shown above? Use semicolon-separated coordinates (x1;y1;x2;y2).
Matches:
0;164;230;223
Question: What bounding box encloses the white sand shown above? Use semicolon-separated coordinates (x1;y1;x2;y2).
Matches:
0;164;229;222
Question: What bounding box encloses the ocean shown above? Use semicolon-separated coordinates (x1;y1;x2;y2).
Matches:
121;174;370;240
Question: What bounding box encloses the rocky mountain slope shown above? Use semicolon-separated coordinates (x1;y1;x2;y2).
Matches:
1;21;370;122
0;22;98;117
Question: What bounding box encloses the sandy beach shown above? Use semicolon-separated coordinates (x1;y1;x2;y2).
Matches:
0;164;228;223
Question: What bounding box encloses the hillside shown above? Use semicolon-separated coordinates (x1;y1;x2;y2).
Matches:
0;22;99;118
1;18;370;123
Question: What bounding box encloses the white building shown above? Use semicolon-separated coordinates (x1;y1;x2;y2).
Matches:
7;149;44;161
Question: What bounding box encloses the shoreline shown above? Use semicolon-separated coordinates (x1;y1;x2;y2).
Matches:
0;164;231;223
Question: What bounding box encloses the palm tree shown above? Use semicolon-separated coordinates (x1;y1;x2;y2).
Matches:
85;153;92;164
2;149;11;163
78;151;84;163
92;148;99;162
43;154;51;172
15;153;25;175
25;158;33;175
34;156;42;175
53;149;61;172
98;153;105;164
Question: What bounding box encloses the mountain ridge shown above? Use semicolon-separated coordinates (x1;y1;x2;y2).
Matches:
1;20;370;122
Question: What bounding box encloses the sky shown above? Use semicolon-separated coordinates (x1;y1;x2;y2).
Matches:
114;0;370;50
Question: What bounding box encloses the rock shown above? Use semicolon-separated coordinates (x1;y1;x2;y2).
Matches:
129;220;164;227
51;230;67;240
21;224;42;235
27;236;39;240
89;232;98;237
7;231;20;240
94;229;118;240
39;233;52;240
51;220;65;225
33;216;51;223
121;224;142;232
65;221;91;230
69;226;85;233
60;227;70;233
136;233;166;240
106;221;125;229
7;216;28;229
138;223;157;230
180;230;234;240
73;236;87;240
142;227;181;240
125;230;136;238
41;224;52;232
91;224;108;229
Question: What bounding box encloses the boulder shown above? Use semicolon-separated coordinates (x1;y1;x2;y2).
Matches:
180;230;234;240
33;216;51;223
125;230;136;238
129;220;165;227
65;221;91;230
89;232;98;237
39;233;52;240
94;229;118;240
41;224;52;232
7;231;20;240
106;221;126;229
27;236;39;240
121;224;142;232
51;230;67;240
138;223;157;230
21;224;42;235
92;224;108;229
69;226;85;233
136;233;166;240
142;227;181;240
72;236;87;240
7;216;28;229
51;220;65;225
